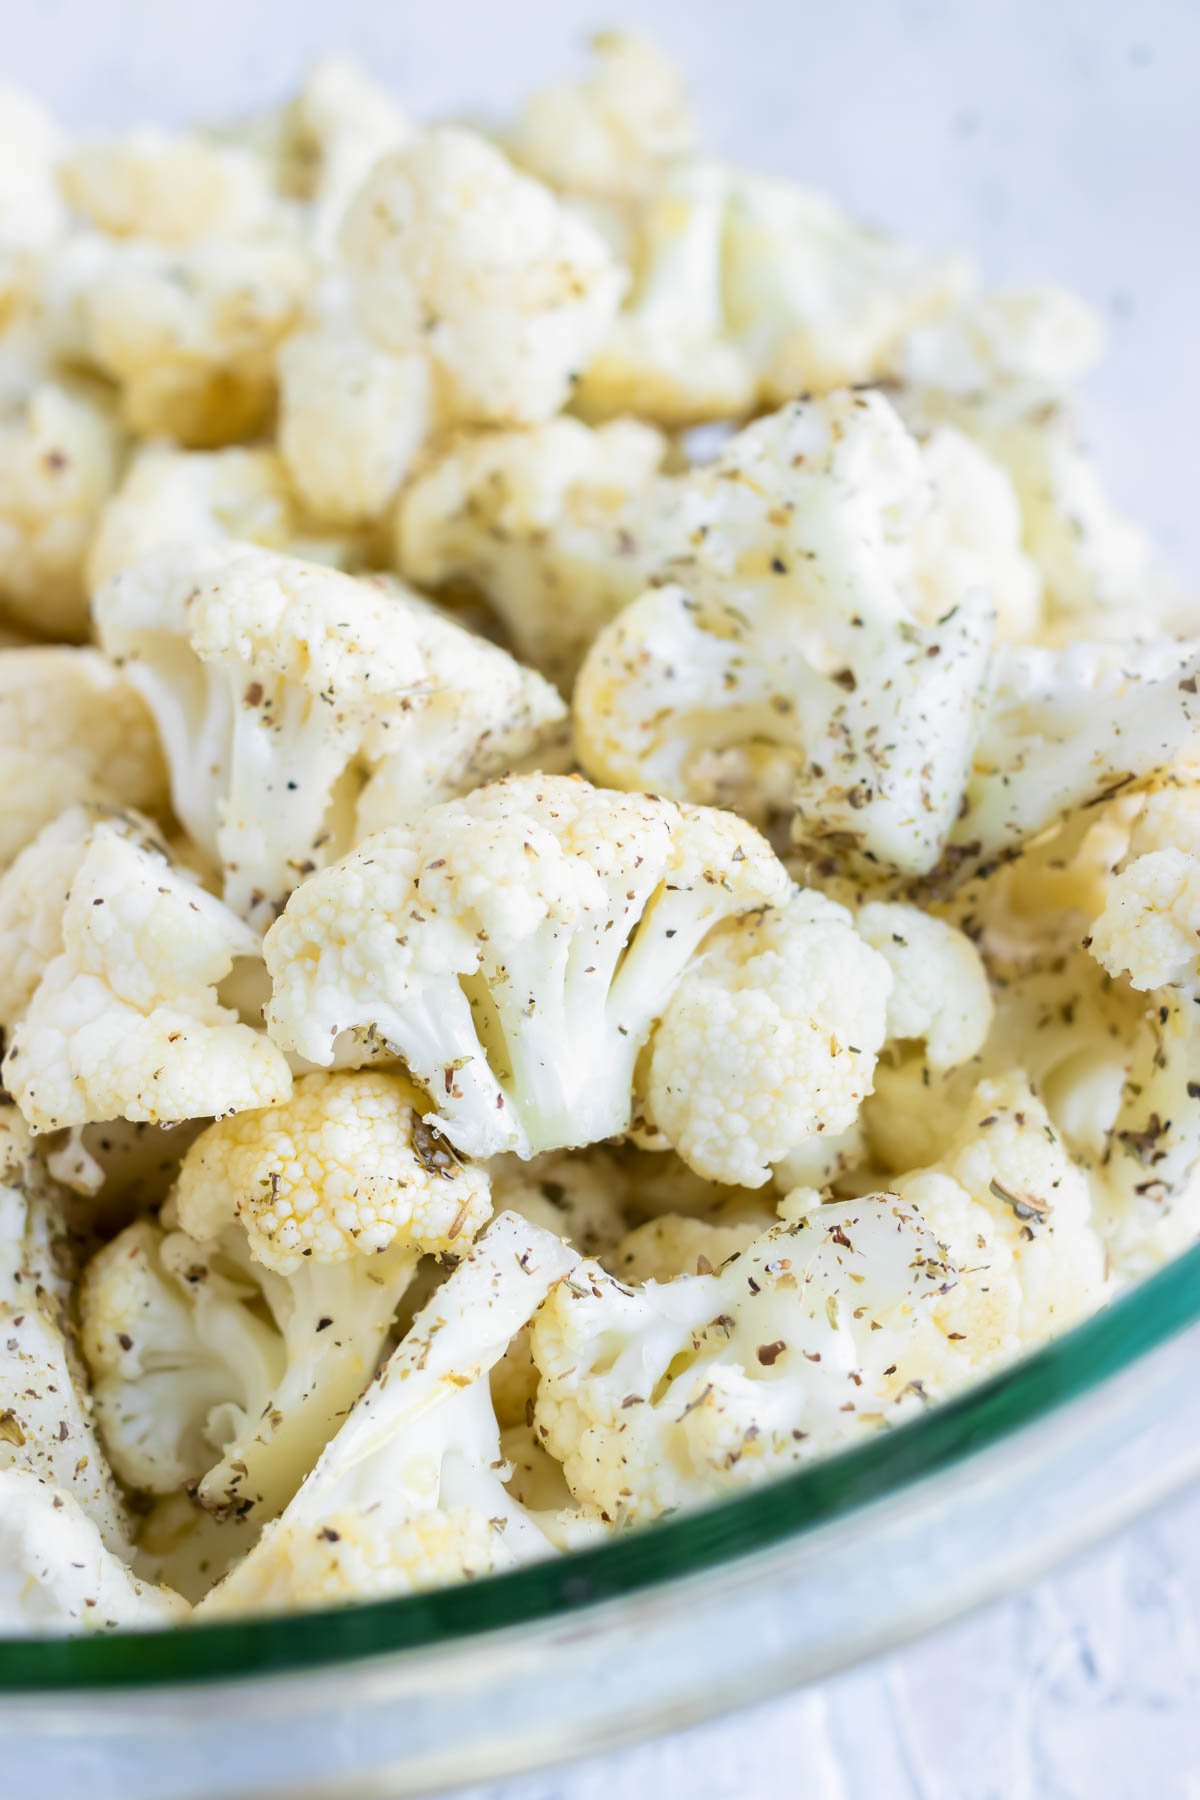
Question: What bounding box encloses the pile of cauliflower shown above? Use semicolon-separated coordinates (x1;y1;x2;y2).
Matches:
0;35;1195;1637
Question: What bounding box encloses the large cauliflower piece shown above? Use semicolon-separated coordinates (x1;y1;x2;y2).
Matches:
575;159;965;427
576;390;997;876
201;1211;577;1615
81;1069;491;1521
341;127;624;428
0;1467;187;1635
394;415;670;685
0;646;168;868
58;130;275;245
530;1194;962;1524
646;890;893;1186
0;373;123;639
265;773;789;1160
0;810;291;1131
95;543;566;924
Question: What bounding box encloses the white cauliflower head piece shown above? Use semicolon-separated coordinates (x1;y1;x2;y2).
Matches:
341;127;624;427
0;646;168;869
857;902;992;1070
96;543;566;924
81;1069;491;1523
58;130;275;245
0;811;292;1131
200;1210;577;1615
646;889;893;1187
0;1467;187;1635
264;773;790;1159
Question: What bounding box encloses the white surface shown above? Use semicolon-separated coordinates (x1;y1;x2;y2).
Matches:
458;1483;1200;1800
6;3;1199;1794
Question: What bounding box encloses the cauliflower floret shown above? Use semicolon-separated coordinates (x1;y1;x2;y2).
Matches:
608;1209;772;1283
645;890;893;1187
857;903;992;1070
265;773;789;1159
508;31;696;207
0;646;168;868
0;1467;186;1635
489;1147;629;1259
0;87;66;256
892;1073;1108;1359
530;1195;962;1524
0;813;292;1131
341;127;624;428
58;131;275;244
949;638;1200;881
1088;849;1200;995
917;425;1041;641
76;234;309;446
576;391;997;876
87;441;366;589
897;287;1181;637
278;326;432;527
0;374;123;639
242;58;412;253
96;542;566;923
200;1211;576;1615
395;415;669;685
81;1069;490;1523
576;160;965;427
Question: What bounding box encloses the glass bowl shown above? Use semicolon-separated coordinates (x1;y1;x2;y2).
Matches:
5;1243;1200;1798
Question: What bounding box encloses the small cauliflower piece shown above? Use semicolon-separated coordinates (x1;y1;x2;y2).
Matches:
341;127;624;428
916;425;1041;641
0;1467;187;1636
508;31;696;206
576;390;997;876
395;415;669;685
96;542;566;923
1;813;292;1131
857;903;992;1070
0;646;168;868
1088;849;1200;995
646;890;893;1187
77;235;309;446
0;374;123;639
201;1211;576;1615
87;441;365;589
80;1068;491;1523
489;1147;630;1259
58;131;274;245
278;326;432;527
530;1196;961;1524
265;773;789;1159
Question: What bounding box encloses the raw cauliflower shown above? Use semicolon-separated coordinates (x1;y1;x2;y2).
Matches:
200;1211;576;1615
645;890;893;1187
395;415;670;685
0;810;291;1131
0;1467;186;1635
0;646;168;868
278;325;432;527
264;773;789;1159
82;1069;490;1521
87;441;366;589
341;127;624;428
576;159;966;427
857;903;992;1070
0;373;124;639
0;86;67;257
95;542;566;924
1087;788;1200;996
58;131;275;245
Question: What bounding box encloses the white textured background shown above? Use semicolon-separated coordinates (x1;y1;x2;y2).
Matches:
7;1;1200;1793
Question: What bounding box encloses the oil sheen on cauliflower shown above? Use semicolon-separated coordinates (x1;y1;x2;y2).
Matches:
95;542;566;925
646;890;893;1186
264;773;789;1159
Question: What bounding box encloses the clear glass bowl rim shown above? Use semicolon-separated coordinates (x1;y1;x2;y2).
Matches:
5;1235;1199;1694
